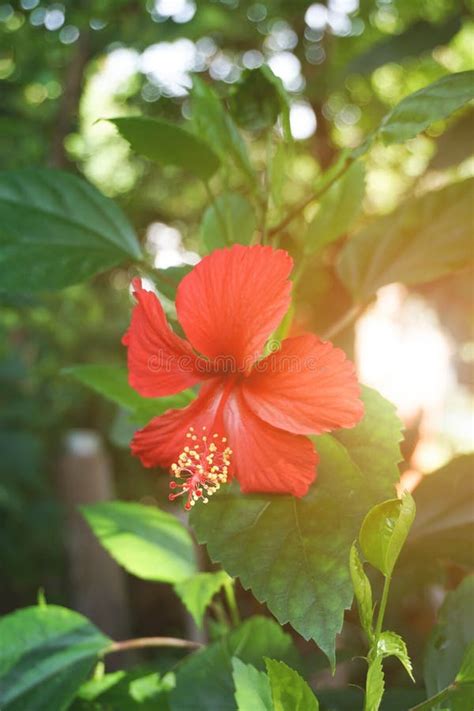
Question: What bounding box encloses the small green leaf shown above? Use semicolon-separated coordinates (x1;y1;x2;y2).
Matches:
337;178;474;302
0;605;111;711
74;666;175;709
379;71;474;145
64;364;194;427
304;162;365;256
108;116;220;181
169;616;298;711
0;169;141;292
377;631;414;682
200;193;257;251
232;658;273;711
350;542;374;639
265;658;319;711
191;77;255;187
359;492;416;578
174;571;230;628
81;501;197;583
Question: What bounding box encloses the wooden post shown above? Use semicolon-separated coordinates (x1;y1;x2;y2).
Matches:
58;430;130;642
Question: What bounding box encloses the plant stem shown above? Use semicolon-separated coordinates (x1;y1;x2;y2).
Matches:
223;578;241;627
203;180;231;245
260;131;273;245
374;574;392;641
106;636;203;655
409;684;455;711
322;303;364;341
268;156;353;238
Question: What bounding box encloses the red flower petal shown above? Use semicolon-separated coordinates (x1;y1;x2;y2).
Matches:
123;279;202;397
131;380;224;468
176;245;293;370
224;388;318;497
242;334;364;435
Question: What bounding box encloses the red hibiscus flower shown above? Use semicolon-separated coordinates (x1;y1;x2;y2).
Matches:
123;245;363;509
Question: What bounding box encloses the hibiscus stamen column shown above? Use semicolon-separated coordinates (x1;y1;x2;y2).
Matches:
168;427;232;510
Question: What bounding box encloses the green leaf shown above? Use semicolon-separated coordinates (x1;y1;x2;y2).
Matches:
65;364;194;427
151;265;193;301
200;192;257;251
232;658;273;711
191;77;255;187
81;501;197;583
73;666;175;710
191;387;403;667
333;385;403;500
0;605;111;711
430;110;474;171
108;117;220;181
359;492;416;578
337;178;474;302
379;71;474;145
377;631;414;682
0;169;141;292
347;17;461;76
424;575;474;702
169;616;298;711
408;455;474;569
365;656;385;711
265;658;319;711
229;66;282;132
456;642;474;684
350;543;374;640
304;162;365;256
174;571;230;628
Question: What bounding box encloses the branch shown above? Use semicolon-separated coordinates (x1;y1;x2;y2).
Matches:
268;156;353;238
322;303;364;341
106;636;203;655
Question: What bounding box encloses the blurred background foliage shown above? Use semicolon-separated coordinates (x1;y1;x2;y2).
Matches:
0;0;473;701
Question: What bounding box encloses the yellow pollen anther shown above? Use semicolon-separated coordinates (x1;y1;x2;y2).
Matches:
168;427;232;511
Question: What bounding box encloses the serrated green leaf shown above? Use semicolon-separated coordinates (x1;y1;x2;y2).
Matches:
174;571;230;628
232;658;273;711
304;162;365;256
379;71;474;145
108;116;220;181
0;605;111;711
350;543;374;639
191;77;256;187
265;658;319;711
169;616;298;711
337;178;474;302
336;386;403;499
359;492;416;578
81;501;197;583
0;169;141;292
200;193;257;252
191;387;403;667
377;631;414;682
64;364;194;427
365;655;385;711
